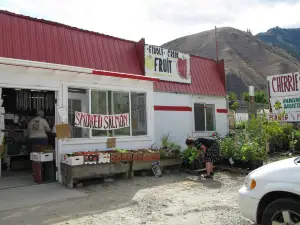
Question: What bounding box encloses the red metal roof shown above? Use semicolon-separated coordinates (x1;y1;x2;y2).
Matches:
154;57;226;96
0;10;142;75
0;10;226;96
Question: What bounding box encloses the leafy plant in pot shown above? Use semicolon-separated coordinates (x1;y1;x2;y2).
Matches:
182;147;198;169
219;135;244;166
240;141;266;170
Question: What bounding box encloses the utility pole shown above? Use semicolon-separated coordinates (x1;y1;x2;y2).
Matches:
215;26;219;63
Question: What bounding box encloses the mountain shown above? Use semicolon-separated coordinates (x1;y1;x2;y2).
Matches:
162;27;300;97
256;27;300;60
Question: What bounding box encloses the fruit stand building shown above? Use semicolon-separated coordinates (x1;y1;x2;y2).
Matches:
0;10;227;183
147;46;228;148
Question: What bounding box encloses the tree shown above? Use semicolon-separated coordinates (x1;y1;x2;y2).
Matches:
228;92;239;111
241;91;268;104
254;91;268;104
228;92;237;101
230;101;239;111
242;92;250;102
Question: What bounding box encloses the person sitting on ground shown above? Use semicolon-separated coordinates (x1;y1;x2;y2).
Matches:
185;137;220;179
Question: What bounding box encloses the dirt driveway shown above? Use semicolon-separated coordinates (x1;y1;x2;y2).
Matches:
0;172;252;225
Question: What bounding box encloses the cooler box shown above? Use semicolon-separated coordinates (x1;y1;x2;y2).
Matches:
32;161;43;184
42;161;55;182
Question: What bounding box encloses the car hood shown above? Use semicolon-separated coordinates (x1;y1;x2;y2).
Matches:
250;157;299;179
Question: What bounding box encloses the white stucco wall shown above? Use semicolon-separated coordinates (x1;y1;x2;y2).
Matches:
154;92;228;149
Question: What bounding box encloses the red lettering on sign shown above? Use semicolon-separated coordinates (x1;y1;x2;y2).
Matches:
272;73;299;93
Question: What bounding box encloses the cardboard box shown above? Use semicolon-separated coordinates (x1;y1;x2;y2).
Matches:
61;153;74;162
106;138;116;148
98;153;110;164
83;154;98;164
56;123;71;139
64;156;84;166
31;152;54;162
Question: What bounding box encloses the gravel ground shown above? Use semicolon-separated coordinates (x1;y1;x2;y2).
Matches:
0;171;253;225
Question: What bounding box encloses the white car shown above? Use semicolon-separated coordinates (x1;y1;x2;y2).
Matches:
238;157;300;225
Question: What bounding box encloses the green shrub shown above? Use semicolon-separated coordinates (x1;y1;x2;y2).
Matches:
183;147;198;163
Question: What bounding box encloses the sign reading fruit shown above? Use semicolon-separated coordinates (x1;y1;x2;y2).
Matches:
144;45;191;84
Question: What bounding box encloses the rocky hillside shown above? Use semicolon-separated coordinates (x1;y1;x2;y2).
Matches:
162;27;300;97
257;27;300;60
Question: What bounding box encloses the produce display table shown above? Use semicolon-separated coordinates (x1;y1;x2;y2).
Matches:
132;158;182;172
60;162;130;188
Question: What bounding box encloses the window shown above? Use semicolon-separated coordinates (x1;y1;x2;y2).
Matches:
68;88;147;138
194;103;215;131
131;92;147;136
68;88;90;138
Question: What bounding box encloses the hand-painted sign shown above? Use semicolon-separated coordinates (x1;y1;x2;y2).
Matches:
144;45;191;84
268;112;300;122
270;96;300;112
74;111;129;130
267;72;300;97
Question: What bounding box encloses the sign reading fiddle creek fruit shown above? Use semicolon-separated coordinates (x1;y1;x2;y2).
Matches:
144;45;191;84
270;97;300;112
74;111;129;130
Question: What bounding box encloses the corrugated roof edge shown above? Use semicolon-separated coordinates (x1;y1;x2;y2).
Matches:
0;10;138;44
190;54;218;62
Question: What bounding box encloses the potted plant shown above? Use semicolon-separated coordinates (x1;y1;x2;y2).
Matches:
240;141;266;170
182;146;198;169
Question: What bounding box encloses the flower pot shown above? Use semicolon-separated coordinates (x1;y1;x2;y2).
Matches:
195;160;204;169
250;160;264;170
182;159;189;169
188;162;196;170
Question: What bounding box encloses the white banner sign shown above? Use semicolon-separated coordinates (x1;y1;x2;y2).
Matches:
145;45;191;84
267;72;300;98
270;96;300;113
74;111;129;130
268;112;300;122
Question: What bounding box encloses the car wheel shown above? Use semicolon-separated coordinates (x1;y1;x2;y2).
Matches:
262;198;300;225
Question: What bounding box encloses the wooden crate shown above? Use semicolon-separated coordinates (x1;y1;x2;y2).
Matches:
110;152;121;162
132;153;143;161
142;153;153;161
121;153;133;162
152;153;160;161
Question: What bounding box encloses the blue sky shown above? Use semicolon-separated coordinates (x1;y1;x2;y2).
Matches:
1;0;300;45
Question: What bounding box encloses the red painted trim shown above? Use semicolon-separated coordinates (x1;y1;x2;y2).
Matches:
154;105;192;111
92;70;159;82
216;108;228;113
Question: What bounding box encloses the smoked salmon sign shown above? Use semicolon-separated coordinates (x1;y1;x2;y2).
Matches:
267;72;300;97
144;45;191;84
74;111;129;130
